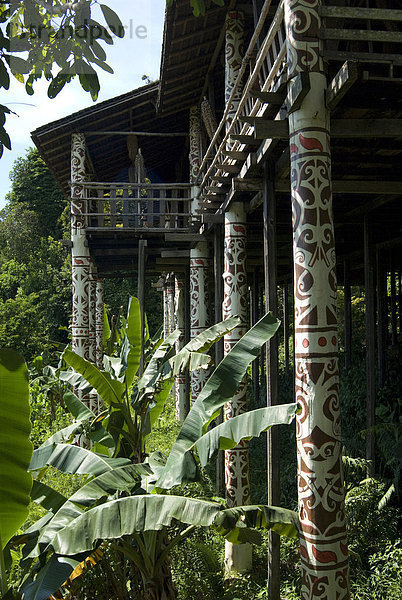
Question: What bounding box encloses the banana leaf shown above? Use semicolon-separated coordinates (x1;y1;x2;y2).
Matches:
121;296;141;386
62;349;125;405
213;505;299;542
63;391;95;421
154;313;280;491
48;495;222;555
168;317;240;376
20;553;85;600
29;463;152;555
195;403;298;467
29;443;131;476
0;350;33;548
30;481;67;514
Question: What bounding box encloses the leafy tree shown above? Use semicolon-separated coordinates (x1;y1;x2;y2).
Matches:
10;307;299;600
0;148;70;361
6;148;65;237
0;0;125;156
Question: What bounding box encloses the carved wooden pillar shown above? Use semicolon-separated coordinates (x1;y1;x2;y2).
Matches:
223;202;251;573
88;265;97;364
225;10;244;148
190;243;210;403
95;278;104;369
175;273;186;420
189;105;202;219
285;1;349;597
163;281;169;339
166;274;175;335
71;133;90;363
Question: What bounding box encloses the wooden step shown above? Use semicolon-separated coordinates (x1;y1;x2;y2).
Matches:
248;90;286;105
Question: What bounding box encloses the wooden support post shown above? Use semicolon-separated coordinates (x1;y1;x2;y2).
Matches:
223;202;251;573
166;274;175;336
263;162;280;600
214;225;225;496
137;240;146;378
390;268;397;346
175;274;186;420
184;266;191;417
95;278;104;370
344;258;352;371
283;283;290;375
225;10;244;150
397;273;402;334
71;133;90;364
251;269;260;405
190;243;210;402
285;1;349;597
260;284;266;391
88;265;97;365
364;215;376;475
88;265;98;413
376;250;387;388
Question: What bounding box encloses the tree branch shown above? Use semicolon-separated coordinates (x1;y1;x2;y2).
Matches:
34;0;88;16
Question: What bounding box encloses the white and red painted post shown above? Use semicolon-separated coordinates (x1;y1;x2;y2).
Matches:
71;133;91;366
285;0;349;597
222;202;251;573
174;273;186;420
189;244;210;403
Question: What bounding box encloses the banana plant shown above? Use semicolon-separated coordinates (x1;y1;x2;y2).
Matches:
11;307;301;600
0;350;33;598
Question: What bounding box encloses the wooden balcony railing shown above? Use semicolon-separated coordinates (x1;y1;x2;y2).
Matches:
197;0;286;205
79;182;193;230
197;1;402;210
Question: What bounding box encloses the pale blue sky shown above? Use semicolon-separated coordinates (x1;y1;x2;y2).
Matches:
0;0;166;208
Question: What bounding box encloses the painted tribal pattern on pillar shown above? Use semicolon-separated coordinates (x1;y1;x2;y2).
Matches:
225;11;244;147
174;275;186;420
286;1;349;598
71;133;90;362
88;266;97;364
190;245;210;403
223;204;249;507
95;278;104;369
166;277;175;335
189;106;201;184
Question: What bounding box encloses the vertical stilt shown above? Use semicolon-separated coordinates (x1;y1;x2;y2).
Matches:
166;274;175;335
71;133;92;412
225;10;244;147
214;224;225;495
88;265;97;412
184;266;191;416
285;1;349;597
138;240;146;377
344;258;352;371
88;265;97;365
95;278;104;370
263;163;280;600
223;202;251;573
190;243;210;402
390;268;397;346
284;282;290;375
364;216;376;474
163;280;169;339
175;273;186;420
376;250;387;388
251;269;260;404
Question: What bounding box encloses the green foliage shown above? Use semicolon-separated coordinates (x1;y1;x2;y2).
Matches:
0;350;33;551
6;149;65;237
0;149;70;361
0;1;124;154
